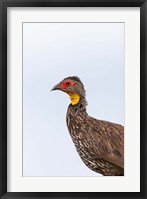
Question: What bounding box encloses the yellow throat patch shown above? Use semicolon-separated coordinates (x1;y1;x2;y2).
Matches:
68;93;80;105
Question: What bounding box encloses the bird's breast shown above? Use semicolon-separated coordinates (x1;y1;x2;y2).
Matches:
66;106;96;156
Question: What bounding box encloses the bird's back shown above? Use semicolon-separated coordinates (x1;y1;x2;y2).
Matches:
66;104;124;176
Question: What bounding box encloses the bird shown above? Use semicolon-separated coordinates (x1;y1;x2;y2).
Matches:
51;76;124;176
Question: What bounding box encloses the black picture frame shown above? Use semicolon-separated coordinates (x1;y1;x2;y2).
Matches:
0;0;146;198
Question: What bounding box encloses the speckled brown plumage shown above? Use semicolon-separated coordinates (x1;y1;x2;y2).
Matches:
52;76;124;176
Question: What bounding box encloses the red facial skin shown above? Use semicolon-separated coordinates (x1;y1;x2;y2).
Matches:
59;79;75;89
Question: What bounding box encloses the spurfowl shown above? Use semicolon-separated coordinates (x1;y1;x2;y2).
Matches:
51;76;124;176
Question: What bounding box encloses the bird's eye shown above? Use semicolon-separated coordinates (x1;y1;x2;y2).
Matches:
66;82;70;86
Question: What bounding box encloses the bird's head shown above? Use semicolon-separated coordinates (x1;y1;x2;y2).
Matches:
51;76;86;106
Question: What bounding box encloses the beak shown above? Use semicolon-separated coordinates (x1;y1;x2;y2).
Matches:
51;84;61;91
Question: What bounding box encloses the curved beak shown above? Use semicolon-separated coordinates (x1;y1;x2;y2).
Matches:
51;84;61;91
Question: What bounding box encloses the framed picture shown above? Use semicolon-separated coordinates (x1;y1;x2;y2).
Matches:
0;0;146;198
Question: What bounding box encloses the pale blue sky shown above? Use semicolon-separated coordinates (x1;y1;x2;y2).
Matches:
23;23;124;176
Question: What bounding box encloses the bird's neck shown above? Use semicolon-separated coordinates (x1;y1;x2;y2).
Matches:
68;92;80;106
68;92;87;111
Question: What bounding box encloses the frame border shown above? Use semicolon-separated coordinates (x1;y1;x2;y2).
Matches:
0;0;147;198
